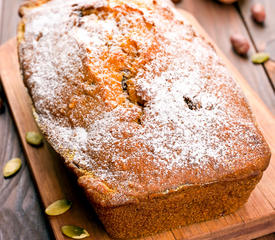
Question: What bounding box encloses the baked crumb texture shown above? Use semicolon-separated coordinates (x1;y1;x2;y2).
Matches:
18;0;271;239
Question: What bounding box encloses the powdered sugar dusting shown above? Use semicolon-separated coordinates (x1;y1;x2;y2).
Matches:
19;0;269;202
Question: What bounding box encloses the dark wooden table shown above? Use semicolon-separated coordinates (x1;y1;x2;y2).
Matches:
0;0;274;239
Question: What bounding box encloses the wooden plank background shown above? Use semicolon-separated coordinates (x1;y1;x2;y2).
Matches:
0;0;52;239
0;0;274;239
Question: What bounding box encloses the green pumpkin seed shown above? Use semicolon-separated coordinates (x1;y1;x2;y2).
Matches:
45;199;72;216
251;52;270;64
3;158;22;178
26;131;43;146
61;225;90;239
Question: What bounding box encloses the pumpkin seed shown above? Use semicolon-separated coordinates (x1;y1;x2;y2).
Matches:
3;158;22;178
61;225;90;239
26;131;43;146
45;199;72;216
251;52;270;64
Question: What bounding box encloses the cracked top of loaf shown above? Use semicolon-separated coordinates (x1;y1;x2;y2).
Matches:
18;0;270;206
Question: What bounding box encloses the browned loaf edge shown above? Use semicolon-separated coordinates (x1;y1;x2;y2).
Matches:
17;0;271;239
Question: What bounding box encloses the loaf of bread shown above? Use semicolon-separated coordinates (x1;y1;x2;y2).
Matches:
17;0;271;239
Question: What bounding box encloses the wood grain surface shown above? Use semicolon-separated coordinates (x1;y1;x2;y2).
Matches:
0;0;274;240
0;0;52;240
238;0;275;88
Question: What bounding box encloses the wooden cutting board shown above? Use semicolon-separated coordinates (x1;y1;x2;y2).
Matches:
0;9;275;240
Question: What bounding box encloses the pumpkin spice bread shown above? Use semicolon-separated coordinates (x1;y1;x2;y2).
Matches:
17;0;271;239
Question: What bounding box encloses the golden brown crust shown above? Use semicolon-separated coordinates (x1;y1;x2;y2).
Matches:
18;0;51;17
94;173;262;239
17;0;271;239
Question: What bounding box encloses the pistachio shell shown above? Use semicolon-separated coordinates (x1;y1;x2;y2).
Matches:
251;52;270;64
61;225;90;239
3;158;22;178
26;131;43;146
45;199;72;216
